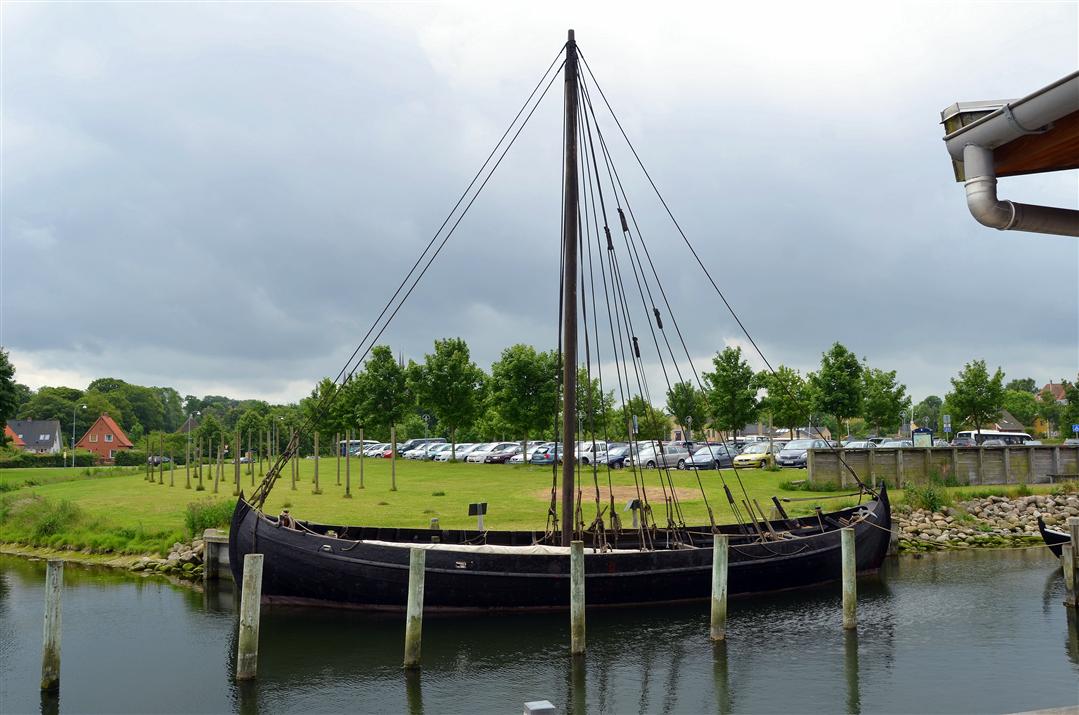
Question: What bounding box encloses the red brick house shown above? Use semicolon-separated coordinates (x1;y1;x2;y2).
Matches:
77;413;133;463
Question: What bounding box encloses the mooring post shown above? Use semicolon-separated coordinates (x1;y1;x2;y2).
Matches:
235;553;264;681
710;534;728;641
403;548;425;669
40;560;63;692
570;540;585;655
841;527;857;629
1065;517;1079;608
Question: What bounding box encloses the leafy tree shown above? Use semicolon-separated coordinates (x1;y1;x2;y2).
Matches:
1036;386;1063;436
489;344;558;445
236;409;265;454
702;346;758;436
945;359;1005;436
914;395;943;432
1005;377;1038;394
756;365;810;439
0;349;17;424
356;346;411;444
302;378;342;437
576;367;616;441
196;413;224;447
408;338;484;459
861;366;910;436
808;343;862;434
615;396;669;441
1002;389;1038;428
665;381;708;438
1059;380;1079;436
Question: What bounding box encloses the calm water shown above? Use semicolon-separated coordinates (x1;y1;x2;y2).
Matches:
1;549;1076;714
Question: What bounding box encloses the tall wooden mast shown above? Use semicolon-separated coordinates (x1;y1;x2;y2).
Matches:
561;29;579;547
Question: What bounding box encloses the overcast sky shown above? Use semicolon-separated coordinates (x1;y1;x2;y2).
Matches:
3;1;1077;406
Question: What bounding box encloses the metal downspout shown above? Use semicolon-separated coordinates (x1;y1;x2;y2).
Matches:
963;144;1079;237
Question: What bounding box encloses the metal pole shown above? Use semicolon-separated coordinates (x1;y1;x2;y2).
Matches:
235;553;264;681
841;527;857;629
570;539;585;655
40;560;63;692
403;548;425;669
710;534;728;641
560;28;580;547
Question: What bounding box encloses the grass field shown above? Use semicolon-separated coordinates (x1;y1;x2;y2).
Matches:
1;457;1063;556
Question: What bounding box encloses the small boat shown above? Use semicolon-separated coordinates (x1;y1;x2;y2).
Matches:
228;485;890;611
1037;516;1071;558
230;29;894;611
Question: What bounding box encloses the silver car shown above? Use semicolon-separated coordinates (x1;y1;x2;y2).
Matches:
628;444;690;469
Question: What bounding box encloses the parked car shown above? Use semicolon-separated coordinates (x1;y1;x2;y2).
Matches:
147;455;171;465
575;440;608;465
866;437;887;446
465;443;497;463
1064;438;1079;446
932;439;951;447
981;439;1007;447
628;444;690;469
732;441;782;468
510;441;553;464
685;444;736;469
434;443;475;462
951;437;977;447
362;443;387;457
381;443;407;458
776;439;829;468
531;444;563;465
469;442;520;463
485;444;522;463
879;439;913;448
842;440;876;449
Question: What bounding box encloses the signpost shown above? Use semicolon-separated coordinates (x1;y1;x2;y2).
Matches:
1072;424;1079;434
912;427;933;448
468;502;488;531
942;414;952;434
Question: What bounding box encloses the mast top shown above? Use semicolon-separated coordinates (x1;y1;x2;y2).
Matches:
568;29;575;44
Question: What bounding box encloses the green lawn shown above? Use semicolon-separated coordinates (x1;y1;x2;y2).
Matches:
0;465;142;489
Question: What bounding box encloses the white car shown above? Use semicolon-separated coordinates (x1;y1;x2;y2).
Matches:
465;443;498;463
509;441;552;464
468;442;518;463
363;443;388;457
403;446;428;460
575;440;608;465
434;443;474;462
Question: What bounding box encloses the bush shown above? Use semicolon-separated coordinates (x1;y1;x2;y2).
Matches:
183;499;235;538
0;453;97;469
114;450;148;467
904;480;953;512
781;479;849;492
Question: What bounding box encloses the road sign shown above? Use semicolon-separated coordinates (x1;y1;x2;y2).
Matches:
943;414;951;426
1072;424;1079;434
944;425;952;433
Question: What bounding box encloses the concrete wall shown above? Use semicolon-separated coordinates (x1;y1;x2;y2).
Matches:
806;445;1079;486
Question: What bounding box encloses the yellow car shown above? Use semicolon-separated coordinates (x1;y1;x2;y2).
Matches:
732;442;780;468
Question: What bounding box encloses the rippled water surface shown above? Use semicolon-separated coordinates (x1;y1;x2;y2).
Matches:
1;549;1077;714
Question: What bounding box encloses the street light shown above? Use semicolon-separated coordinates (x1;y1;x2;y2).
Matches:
71;404;86;467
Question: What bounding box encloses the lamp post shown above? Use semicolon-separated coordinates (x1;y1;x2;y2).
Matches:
70;404;86;467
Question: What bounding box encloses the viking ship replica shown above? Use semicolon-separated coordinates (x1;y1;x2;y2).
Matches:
230;30;892;611
1037;517;1070;558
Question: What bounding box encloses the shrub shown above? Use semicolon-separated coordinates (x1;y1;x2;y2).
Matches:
432;490;446;496
904;480;953;512
781;479;848;492
183;499;234;538
0;453;97;469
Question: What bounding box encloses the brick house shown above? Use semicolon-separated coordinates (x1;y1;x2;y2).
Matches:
76;413;134;463
6;419;63;454
4;424;26;448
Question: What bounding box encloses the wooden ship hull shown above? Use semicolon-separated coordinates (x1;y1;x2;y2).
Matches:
228;485;892;611
1037;516;1070;558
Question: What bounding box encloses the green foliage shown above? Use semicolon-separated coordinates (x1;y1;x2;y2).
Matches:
809;342;862;429
183;499;235;537
614;396;669;440
1005;378;1037;393
408;338;485;452
904;480;953;512
703;346;758;434
1002;389;1038;428
914;395;943;433
489;344;558;441
357;346;411;434
0;452;97;468
665;381;708;438
114;450;148;466
576;367;616;440
0;348;17;423
196;413;224;446
861;366;909;435
946;359;1005;434
756;365;809;437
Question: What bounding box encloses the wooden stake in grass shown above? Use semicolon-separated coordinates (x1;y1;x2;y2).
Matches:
336;432;341;486
233;430;241;496
391;424;398;492
169;451;175;487
212;439;220;494
345;429;352;498
359;426;365;490
290;429;297;491
313;432;321;494
185;437;191;489
158;437;165;485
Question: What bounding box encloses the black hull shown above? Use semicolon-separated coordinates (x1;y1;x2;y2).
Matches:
229;486;892;612
1037;516;1070;558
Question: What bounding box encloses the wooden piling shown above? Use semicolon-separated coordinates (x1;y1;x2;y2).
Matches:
40;560;62;692
710;534;728;641
313;432;320;494
235;553;264;681
403;548;425;669
1065;517;1079;608
570;540;585;655
359;427;365;489
345;430;352;497
841;527;856;630
391;425;398;492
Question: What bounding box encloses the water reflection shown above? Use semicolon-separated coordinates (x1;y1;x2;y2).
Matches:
712;640;731;715
39;689;59;715
844;630;860;714
568;656;586;715
404;669;423;715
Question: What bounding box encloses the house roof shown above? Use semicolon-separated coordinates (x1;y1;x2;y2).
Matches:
78;413;134;448
4;424;25;447
175;415;201;434
1040;382;1067;403
993;409;1026;432
6;419;61;450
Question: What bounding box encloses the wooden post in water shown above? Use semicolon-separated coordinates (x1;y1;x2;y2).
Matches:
313;432;320;494
235;553;264;681
335;432;341;486
391;425;398;491
710;534;728;641
345;429;352;498
403;548;425;669
359;427;365;489
570;540;585;655
841;527;856;629
40;560;63;692
1065;517;1079;608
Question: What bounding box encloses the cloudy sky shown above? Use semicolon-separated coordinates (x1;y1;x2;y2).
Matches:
3;1;1077;405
